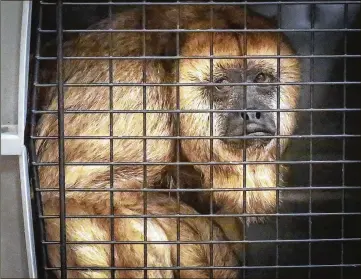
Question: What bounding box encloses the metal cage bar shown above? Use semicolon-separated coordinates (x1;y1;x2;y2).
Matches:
29;1;361;279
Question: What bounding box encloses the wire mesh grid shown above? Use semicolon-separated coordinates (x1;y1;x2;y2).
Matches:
28;1;361;279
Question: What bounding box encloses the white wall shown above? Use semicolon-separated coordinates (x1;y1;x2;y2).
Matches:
1;0;30;277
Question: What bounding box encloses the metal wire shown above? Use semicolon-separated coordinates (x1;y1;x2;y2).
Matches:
341;4;349;279
34;81;361;86
108;2;115;278
29;3;49;279
40;1;361;5
141;1;148;277
209;2;215;278
32;160;361;166
38;28;361;33
29;1;361;279
55;0;67;278
242;2;248;278
308;3;315;278
32;108;361;114
38;212;361;219
275;3;282;278
35;54;361;59
175;2;181;277
34;186;361;192
41;263;361;270
40;236;361;244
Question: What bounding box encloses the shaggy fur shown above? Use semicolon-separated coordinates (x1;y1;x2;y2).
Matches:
35;5;300;278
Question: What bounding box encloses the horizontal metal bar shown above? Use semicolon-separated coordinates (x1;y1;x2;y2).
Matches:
40;1;361;6
38;28;361;33
43;263;361;271
33;186;361;193
31;108;361;114
30;134;361;140
31;160;361;167
39;212;361;219
41;238;361;245
33;81;361;87
36;54;361;60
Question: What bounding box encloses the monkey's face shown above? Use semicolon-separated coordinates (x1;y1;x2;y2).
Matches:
210;61;279;148
179;33;300;161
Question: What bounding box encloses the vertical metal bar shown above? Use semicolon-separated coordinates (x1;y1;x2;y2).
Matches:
209;2;214;278
242;2;248;278
56;0;67;278
275;3;282;279
308;2;316;279
176;1;181;278
108;2;115;278
20;147;38;278
31;145;49;279
341;3;348;279
30;2;48;277
142;1;148;278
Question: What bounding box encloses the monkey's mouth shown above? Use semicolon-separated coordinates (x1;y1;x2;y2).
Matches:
247;131;273;137
246;123;275;137
222;127;274;146
245;128;274;146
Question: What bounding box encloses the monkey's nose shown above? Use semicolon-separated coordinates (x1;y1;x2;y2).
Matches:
240;110;262;121
242;107;276;136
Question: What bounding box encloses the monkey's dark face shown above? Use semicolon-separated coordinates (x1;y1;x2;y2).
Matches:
179;32;300;161
210;63;278;147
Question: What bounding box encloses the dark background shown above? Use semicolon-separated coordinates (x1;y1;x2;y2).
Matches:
29;1;361;278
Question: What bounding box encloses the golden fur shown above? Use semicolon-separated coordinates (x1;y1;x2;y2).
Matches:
35;5;300;278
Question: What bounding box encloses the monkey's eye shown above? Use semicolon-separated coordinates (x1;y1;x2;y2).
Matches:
214;77;229;91
254;72;271;83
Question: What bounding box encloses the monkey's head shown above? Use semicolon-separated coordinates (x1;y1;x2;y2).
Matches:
178;31;300;215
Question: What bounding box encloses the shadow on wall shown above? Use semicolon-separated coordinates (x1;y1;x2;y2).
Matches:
246;5;361;279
